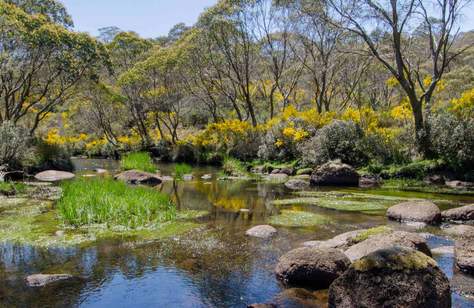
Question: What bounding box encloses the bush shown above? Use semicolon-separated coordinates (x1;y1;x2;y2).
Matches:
58;178;175;228
298;120;368;167
120;152;156;173
0;121;28;166
172;143;198;163
22;140;74;172
430;112;474;170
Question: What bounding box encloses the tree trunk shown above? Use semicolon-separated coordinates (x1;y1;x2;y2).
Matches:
410;98;434;158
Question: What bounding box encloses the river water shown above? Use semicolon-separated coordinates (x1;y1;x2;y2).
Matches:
0;158;473;307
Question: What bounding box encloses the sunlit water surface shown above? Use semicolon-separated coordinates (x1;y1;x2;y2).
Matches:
1;158;474;307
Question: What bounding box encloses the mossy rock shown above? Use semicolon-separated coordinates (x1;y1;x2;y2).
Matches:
353;226;392;243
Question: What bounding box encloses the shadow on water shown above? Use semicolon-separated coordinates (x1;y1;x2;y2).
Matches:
0;158;473;307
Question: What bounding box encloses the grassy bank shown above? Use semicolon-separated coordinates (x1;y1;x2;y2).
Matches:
58;178;175;228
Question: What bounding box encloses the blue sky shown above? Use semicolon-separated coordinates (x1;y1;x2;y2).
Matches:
61;0;474;39
60;0;217;38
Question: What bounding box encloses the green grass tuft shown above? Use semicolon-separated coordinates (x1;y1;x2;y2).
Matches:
223;157;248;176
58;178;175;229
174;163;192;180
120;152;157;173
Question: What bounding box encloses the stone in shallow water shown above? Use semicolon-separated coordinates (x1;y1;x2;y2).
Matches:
34;170;75;182
284;179;310;191
432;246;455;255
386;200;441;225
443;225;474;238
26;274;74;287
245;225;277;239
201;174;212;180
310;161;360;186
442;204;474;222
344;231;431;261
114;170;162;185
329;247;451;308
275;247;350;288
455;239;474;275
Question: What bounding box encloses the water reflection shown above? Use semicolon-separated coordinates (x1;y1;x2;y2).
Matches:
0;159;473;307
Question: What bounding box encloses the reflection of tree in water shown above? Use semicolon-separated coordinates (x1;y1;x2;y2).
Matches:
0;227;277;307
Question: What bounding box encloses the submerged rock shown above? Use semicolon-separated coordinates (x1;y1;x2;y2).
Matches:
359;175;382;188
26;274;74;287
446;180;474;189
328;247;451;308
245;225;277;239
114;170;162;185
183;174;194;181
284;179;310;191
296;168;313;176
34;170;75;182
310;161;360;186
275;247;350;288
386;200;441;224
432;246;455;255
266;173;289;183
442;204;474;222
455;239;474;275
344;231;431;261
201;174;212;180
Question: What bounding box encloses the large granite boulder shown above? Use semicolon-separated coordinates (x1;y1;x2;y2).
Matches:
455;239;474;275
114;170;162;185
302;230;365;250
442;204;474;222
245;225;277;239
275;247;350;288
386;201;441;225
329;247;451;308
310;161;360;186
344;231;431;261
443;224;474;238
34;170;75;182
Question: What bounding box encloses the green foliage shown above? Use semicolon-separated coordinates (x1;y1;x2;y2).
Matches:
0;121;28;165
298;120;368;167
58;178;175;229
430;112;474;171
174;163;192;180
222;157;248;177
120;152;156;173
379;160;444;179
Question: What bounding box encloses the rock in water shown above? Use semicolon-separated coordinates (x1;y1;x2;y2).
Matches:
386;200;441;224
267;173;289;183
442;204;474;222
275;247;350;288
443;224;474;238
344;231;431;261
284;179;310;191
34;170;75;182
455;239;474;275
329;247;451;308
245;225;277;239
310;161;360;186
26;274;74;287
114;170;162;185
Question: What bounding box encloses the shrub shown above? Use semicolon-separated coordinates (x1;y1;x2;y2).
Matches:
172;143;198;163
0;121;28;166
298;120;368;167
430;112;474;170
120;152;156;173
222;157;248;176
22;140;74;172
58;178;175;228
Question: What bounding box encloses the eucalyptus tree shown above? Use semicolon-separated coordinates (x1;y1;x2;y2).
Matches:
0;2;107;135
326;0;471;156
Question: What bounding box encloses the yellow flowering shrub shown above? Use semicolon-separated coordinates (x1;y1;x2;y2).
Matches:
450;88;474;118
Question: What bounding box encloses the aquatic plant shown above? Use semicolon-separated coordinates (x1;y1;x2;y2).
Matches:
58;178;175;229
0;182;26;196
222;157;248;177
269;210;332;227
174;163;192;180
120;152;157;173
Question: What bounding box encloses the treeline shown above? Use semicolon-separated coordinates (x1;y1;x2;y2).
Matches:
1;0;473;177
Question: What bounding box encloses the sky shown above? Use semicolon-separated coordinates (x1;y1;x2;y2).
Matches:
60;0;218;38
61;0;474;39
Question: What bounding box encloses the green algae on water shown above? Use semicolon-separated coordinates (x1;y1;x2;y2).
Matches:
269;210;332;227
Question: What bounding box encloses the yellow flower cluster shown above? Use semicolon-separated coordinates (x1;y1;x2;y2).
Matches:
189;119;253;148
450;88;474;118
44;128;88;145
